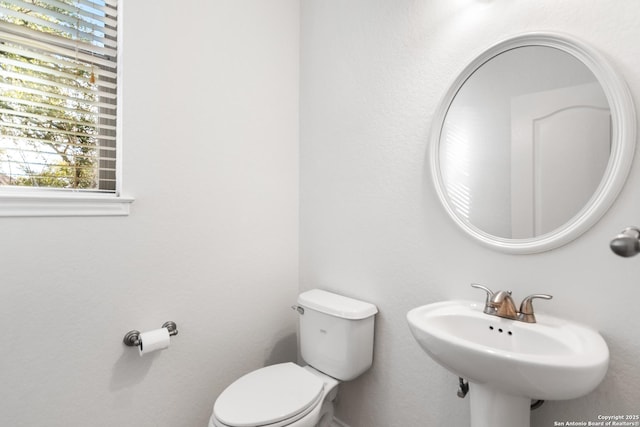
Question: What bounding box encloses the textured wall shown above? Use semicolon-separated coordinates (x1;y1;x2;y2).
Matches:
0;1;300;426
300;1;640;426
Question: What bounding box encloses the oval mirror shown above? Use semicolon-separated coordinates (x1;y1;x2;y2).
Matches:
430;33;636;254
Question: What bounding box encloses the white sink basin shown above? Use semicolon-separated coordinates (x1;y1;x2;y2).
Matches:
407;300;609;401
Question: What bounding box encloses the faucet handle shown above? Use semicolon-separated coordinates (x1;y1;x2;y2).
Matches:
470;283;494;305
519;294;553;323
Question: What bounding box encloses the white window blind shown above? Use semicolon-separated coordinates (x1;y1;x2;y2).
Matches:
0;0;118;192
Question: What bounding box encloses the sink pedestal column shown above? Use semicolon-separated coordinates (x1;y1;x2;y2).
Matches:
469;383;530;427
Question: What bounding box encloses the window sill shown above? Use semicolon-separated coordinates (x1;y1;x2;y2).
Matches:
0;192;134;217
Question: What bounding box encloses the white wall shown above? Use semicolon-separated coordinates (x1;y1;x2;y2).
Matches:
300;1;640;426
0;1;300;426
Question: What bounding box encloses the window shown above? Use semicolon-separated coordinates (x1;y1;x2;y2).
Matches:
0;0;131;216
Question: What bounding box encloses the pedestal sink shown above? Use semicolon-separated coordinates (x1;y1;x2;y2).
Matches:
407;300;609;427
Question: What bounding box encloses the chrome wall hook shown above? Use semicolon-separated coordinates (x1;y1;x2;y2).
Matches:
610;227;640;257
123;321;178;347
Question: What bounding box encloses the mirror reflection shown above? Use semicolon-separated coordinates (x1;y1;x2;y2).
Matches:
440;46;610;239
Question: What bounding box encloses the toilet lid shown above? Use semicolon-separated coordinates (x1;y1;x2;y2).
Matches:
213;363;324;427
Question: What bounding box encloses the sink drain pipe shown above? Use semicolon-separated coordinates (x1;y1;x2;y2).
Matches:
530;399;544;410
456;378;545;410
457;377;469;398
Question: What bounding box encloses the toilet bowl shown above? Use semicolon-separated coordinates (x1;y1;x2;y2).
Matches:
209;290;377;427
209;363;338;427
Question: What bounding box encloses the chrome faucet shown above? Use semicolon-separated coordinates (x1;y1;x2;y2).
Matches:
470;283;552;323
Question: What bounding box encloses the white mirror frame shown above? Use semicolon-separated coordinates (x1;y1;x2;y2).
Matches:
430;32;636;254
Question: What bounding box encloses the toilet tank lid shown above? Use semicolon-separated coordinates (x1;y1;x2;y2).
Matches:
298;289;378;320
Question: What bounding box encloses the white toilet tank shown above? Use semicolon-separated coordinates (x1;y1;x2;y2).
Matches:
297;289;378;381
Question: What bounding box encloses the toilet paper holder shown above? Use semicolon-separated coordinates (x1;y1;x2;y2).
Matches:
123;321;178;347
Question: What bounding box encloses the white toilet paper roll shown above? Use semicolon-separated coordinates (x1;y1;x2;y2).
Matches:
138;327;171;356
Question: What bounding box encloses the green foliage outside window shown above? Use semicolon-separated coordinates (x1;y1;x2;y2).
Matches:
0;0;116;191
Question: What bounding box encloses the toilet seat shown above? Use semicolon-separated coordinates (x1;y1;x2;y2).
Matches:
213;363;325;427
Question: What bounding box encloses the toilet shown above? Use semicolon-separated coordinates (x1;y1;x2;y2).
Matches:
209;289;378;427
